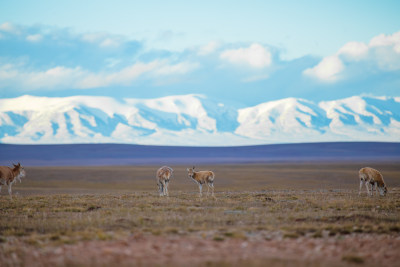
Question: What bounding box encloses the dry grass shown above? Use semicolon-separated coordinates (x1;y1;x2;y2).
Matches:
1;190;399;243
11;161;400;193
0;162;399;266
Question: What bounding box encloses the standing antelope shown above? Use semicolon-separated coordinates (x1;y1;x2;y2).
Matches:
156;166;173;196
187;166;215;197
0;163;26;199
359;167;388;196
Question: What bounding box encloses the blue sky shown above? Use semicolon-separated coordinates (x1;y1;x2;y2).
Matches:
0;0;399;105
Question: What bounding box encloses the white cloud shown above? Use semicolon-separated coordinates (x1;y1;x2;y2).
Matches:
303;55;344;82
220;43;272;68
82;33;122;48
78;61;161;88
100;38;120;48
373;48;400;71
0;22;19;34
198;41;219;55
153;61;199;76
369;32;400;70
0;64;18;80
338;41;368;60
105;58;122;68
79;61;199;88
27;66;85;89
242;73;269;82
26;34;43;42
369;32;400;51
304;31;400;82
0;60;199;91
82;33;104;43
0;65;85;90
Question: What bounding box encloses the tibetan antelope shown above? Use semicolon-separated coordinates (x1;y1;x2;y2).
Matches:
187;166;215;197
0;163;26;199
156;166;173;196
359;167;388;196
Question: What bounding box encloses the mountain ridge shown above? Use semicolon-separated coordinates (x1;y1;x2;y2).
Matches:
0;94;399;146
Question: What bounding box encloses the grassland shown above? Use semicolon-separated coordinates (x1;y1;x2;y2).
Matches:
0;162;400;266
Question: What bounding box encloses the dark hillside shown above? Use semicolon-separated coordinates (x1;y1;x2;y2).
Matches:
1;142;399;166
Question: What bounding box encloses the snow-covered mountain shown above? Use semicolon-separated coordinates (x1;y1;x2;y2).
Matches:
0;94;399;146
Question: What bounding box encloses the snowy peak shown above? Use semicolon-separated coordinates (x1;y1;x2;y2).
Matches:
236;98;331;140
125;95;218;132
0;94;242;145
320;95;400;126
0;95;399;146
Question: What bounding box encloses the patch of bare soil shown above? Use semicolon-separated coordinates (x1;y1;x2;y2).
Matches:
2;234;399;267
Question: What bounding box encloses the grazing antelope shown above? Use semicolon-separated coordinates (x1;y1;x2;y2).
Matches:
187;166;215;197
0;163;26;199
156;166;173;196
359;167;388;196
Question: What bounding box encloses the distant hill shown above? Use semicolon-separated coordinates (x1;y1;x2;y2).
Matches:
1;142;399;166
0;95;399;146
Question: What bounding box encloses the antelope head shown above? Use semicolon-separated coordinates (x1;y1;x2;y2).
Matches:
13;162;26;183
187;166;195;179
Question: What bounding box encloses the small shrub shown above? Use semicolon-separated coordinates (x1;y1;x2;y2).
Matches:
223;232;234;237
50;234;60;241
25;238;40;246
64;207;85;212
312;231;323;238
96;231;111;241
283;232;299;239
339;228;351;235
165;227;179;234
342;254;364;264
86;206;101;212
213;236;225;242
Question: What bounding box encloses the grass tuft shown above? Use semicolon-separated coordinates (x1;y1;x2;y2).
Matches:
342;254;365;264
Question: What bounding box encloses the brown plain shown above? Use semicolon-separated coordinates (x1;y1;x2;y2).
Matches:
13;162;400;194
0;161;399;266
